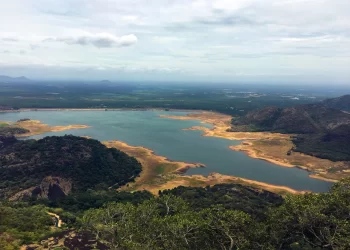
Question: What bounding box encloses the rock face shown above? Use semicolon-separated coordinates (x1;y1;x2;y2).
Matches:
10;176;72;201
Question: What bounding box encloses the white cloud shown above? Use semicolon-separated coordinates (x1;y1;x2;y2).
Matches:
51;33;138;48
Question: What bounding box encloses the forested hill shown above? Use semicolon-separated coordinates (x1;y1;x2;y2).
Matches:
0;135;142;200
230;103;350;134
229;96;350;161
321;94;350;112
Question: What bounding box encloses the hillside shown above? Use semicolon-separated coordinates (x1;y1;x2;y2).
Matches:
160;184;283;219
0;135;142;200
0;126;29;136
230;98;350;161
2;179;350;249
230;104;350;134
321;94;350;112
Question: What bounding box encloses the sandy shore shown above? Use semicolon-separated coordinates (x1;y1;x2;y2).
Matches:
103;140;207;194
104;140;204;173
160;112;348;183
103;139;303;195
230;142;296;168
14;120;90;137
160;112;291;141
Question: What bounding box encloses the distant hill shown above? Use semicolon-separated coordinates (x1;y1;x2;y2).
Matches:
0;75;31;82
321;94;350;112
0;135;142;200
230;96;350;161
231;104;350;134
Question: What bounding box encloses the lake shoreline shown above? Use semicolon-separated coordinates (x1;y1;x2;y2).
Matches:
13;120;90;137
102;140;304;195
2;111;332;194
160;112;344;183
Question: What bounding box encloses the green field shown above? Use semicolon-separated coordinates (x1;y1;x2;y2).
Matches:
0;82;331;116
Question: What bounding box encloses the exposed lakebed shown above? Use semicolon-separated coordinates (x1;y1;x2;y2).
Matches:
0;110;332;192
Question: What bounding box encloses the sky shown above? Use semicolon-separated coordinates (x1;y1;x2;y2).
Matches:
0;0;349;83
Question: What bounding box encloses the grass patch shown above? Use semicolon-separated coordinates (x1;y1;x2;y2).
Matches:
154;163;179;175
0;123;9;127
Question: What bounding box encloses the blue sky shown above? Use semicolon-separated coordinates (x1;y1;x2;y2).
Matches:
0;0;349;83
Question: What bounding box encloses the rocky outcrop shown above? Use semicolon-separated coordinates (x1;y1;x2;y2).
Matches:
10;176;72;201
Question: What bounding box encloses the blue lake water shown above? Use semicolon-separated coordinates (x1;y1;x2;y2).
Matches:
0;110;332;192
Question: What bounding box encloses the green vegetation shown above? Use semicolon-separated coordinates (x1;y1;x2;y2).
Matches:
230;103;350;161
83;179;350;249
230;104;350;134
0;202;55;248
0;123;9;127
160;184;283;219
0;126;29;136
36;190;153;215
1;180;350;249
0;135;142;199
0;82;326;116
293;133;350;161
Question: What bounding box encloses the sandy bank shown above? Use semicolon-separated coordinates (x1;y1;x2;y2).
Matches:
104;140;204;173
103;140;205;194
160;111;349;182
230;142;296;168
160;112;290;141
15;120;90;137
103;139;302;195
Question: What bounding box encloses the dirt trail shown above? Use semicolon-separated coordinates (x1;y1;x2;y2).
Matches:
47;212;62;228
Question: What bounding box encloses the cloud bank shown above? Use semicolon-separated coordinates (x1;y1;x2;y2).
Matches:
52;33;138;48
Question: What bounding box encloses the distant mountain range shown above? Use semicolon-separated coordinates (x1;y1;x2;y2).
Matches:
0;75;31;82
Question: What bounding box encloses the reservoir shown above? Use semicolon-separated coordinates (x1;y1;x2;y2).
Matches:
0;110;332;192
